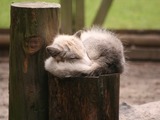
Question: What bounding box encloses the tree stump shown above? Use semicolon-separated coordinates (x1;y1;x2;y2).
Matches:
9;2;60;120
49;74;120;120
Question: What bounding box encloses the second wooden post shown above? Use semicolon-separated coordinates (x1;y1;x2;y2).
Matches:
49;74;120;120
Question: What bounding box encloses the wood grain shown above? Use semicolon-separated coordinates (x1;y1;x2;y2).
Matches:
9;2;60;120
49;74;120;120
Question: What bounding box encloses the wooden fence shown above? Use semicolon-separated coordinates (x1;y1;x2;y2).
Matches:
1;0;160;60
60;0;113;34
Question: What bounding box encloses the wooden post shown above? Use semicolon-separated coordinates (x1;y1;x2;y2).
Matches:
60;0;72;34
75;0;85;32
9;2;60;120
49;74;120;120
93;0;113;25
60;0;85;33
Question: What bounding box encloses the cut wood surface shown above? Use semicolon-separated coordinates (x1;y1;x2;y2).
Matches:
9;2;60;120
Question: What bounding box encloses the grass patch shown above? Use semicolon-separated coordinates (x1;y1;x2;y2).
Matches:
0;0;160;29
104;0;160;29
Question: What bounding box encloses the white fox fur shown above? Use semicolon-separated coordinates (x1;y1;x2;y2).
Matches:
45;27;125;77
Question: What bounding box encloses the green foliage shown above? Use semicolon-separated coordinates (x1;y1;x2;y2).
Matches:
0;0;160;29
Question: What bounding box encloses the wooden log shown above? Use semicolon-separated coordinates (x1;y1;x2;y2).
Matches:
49;74;120;120
126;47;160;61
0;34;10;46
119;34;160;47
9;2;60;120
0;29;10;47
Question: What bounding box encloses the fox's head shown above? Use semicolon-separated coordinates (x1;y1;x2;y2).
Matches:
46;31;87;62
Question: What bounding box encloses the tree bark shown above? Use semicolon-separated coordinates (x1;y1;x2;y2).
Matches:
9;2;60;120
49;74;120;120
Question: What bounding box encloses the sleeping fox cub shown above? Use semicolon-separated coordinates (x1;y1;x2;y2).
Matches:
45;27;125;77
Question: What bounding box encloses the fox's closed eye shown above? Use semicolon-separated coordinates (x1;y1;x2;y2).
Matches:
46;46;61;57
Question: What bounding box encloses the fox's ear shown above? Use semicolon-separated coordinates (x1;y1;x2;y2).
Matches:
46;46;61;57
74;30;82;38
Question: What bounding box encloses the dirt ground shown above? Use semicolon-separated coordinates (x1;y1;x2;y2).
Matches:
120;61;160;104
0;57;9;120
0;57;160;120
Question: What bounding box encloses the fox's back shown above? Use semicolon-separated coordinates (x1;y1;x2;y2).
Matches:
81;27;124;61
